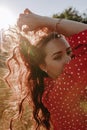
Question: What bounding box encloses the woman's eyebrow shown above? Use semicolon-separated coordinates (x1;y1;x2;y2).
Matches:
51;47;72;57
52;51;62;57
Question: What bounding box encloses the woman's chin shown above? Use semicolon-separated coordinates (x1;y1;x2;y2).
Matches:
48;71;63;79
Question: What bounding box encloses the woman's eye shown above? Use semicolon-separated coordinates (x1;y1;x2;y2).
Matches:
67;50;75;59
67;50;72;56
53;56;62;60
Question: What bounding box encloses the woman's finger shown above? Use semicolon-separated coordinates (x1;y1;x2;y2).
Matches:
24;8;32;14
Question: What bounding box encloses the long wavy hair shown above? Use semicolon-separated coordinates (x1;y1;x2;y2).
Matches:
5;29;61;130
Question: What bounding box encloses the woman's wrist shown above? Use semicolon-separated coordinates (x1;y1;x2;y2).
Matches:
44;16;56;30
41;16;63;32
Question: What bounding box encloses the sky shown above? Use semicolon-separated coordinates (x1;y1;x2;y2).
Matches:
0;0;87;29
0;0;87;17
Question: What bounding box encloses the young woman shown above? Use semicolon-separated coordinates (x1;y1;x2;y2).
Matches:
6;9;87;130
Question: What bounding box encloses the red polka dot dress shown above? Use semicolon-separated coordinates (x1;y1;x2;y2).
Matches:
42;30;87;130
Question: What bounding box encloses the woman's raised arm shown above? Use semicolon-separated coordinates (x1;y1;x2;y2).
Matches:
17;9;87;36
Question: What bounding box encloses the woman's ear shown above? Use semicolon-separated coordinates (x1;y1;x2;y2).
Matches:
39;64;47;72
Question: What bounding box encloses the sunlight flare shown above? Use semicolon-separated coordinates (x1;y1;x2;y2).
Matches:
0;6;16;29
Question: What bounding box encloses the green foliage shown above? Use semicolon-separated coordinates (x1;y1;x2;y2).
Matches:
53;7;87;23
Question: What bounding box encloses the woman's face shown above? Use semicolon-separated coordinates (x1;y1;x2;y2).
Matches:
40;37;72;79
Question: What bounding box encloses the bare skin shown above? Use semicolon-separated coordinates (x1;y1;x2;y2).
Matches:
39;36;72;79
17;9;87;36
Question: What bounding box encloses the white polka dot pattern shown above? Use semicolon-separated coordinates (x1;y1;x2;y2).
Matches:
42;30;87;130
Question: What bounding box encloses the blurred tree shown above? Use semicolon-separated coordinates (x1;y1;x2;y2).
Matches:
53;7;87;23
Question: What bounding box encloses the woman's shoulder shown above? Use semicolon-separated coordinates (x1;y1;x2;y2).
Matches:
66;29;87;48
68;29;87;41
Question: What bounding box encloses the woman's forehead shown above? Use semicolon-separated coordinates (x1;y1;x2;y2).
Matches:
45;38;70;53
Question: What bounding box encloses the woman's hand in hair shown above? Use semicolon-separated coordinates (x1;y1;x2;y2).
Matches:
17;8;47;32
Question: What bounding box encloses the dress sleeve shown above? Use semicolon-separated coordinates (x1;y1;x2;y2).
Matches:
67;29;87;47
67;29;87;57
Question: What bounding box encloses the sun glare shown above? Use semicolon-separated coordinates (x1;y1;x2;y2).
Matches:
0;6;16;29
